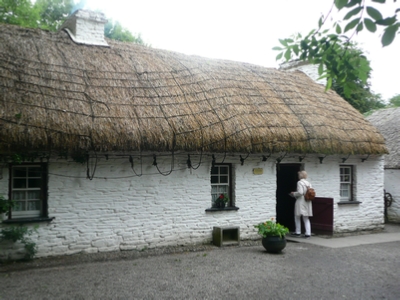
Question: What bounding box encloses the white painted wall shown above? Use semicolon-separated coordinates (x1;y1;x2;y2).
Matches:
334;156;385;232
38;154;279;257
0;153;385;258
385;169;400;223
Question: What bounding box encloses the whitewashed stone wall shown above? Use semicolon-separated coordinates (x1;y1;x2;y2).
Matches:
332;156;385;232
0;153;385;258
385;169;400;223
38;154;278;257
279;155;384;233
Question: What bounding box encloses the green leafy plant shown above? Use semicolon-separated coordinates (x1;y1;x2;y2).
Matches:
218;193;229;204
0;195;15;218
389;94;400;107
254;218;289;239
214;193;229;207
0;226;38;260
274;0;397;113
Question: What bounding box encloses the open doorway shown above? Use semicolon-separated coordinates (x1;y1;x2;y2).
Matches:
276;163;302;232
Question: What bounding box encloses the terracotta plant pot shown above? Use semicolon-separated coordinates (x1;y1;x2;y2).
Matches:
261;236;287;253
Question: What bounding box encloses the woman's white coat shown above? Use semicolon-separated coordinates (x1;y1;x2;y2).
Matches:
293;179;313;217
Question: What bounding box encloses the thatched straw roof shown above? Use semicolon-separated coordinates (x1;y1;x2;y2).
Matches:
0;23;387;155
367;107;400;168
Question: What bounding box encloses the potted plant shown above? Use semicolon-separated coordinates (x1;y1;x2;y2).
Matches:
214;193;229;208
254;218;289;253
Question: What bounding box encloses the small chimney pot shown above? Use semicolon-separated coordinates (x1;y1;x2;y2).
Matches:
60;9;109;47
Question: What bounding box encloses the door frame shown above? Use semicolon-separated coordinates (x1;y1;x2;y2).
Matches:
276;163;302;232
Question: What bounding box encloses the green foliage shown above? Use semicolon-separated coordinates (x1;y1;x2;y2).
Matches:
276;32;372;98
0;0;148;45
33;0;74;31
0;225;38;260
389;94;400;106
215;194;229;204
0;0;72;29
254;218;289;239
105;19;146;44
1;194;38;260
0;196;15;217
0;0;40;28
11;153;23;164
329;44;386;113
213;193;229;208
274;1;395;113
334;0;400;47
332;80;386;113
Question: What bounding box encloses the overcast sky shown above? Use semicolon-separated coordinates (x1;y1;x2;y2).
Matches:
83;0;399;101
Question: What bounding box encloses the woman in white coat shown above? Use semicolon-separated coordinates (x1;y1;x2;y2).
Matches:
290;170;313;238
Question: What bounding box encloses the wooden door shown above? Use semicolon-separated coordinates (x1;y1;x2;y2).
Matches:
310;197;334;235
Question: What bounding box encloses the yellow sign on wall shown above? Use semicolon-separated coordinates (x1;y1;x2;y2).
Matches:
253;168;263;175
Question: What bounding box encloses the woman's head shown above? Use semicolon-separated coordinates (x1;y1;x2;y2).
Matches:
298;170;308;179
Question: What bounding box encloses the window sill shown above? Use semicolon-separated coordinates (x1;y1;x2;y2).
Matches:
205;206;239;212
2;217;55;224
338;201;362;205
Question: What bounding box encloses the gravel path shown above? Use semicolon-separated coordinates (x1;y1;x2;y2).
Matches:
1;239;400;299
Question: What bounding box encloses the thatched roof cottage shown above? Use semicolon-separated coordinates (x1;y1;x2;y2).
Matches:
0;10;388;258
367;107;400;223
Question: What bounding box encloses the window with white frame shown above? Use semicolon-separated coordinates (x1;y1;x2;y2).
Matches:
340;165;353;201
211;164;232;207
9;164;47;219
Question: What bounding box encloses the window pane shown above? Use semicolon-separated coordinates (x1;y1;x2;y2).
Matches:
27;190;40;200
14;201;25;211
28;168;41;177
341;174;350;182
13;178;26;188
12;191;26;200
340;183;350;198
220;175;228;184
211;186;218;194
212;194;218;202
28;178;41;188
27;201;40;211
220;166;228;174
211;175;218;184
13;167;26;177
219;186;228;194
211;167;218;175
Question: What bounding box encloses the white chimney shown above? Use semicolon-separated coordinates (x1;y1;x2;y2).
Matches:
60;9;109;47
280;60;326;86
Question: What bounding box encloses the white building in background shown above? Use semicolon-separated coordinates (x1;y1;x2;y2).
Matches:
367;107;400;223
